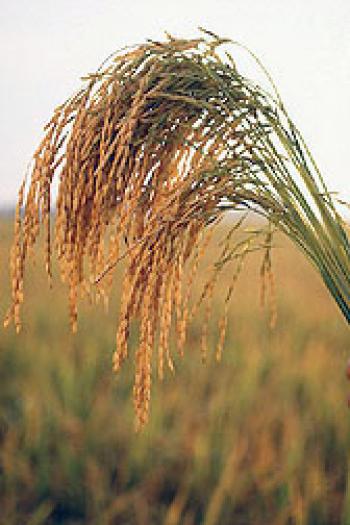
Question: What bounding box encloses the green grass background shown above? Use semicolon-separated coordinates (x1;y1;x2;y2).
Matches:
0;218;349;525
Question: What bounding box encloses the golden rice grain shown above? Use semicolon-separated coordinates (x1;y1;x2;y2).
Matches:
5;31;350;428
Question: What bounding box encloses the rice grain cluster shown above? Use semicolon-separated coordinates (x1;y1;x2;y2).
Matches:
5;31;350;428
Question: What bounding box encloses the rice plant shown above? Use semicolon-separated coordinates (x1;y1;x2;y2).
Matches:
5;30;350;428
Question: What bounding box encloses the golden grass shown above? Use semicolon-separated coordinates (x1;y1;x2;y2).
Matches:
0;218;349;524
4;31;350;429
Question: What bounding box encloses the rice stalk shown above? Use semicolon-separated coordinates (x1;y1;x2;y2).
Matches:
5;30;350;428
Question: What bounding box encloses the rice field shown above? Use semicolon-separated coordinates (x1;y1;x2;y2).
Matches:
0;216;349;525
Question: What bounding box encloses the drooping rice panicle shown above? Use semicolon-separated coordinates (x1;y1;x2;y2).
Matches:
5;31;350;428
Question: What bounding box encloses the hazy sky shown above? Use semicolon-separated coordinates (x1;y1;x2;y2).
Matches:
1;0;349;206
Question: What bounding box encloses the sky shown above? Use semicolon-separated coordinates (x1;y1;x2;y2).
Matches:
0;0;349;207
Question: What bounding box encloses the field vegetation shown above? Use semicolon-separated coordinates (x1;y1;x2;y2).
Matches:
1;217;349;525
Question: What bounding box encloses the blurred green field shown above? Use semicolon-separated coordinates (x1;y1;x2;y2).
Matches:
0;216;349;525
